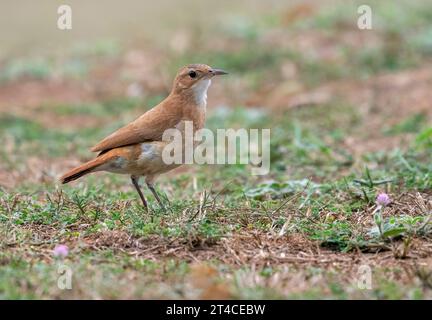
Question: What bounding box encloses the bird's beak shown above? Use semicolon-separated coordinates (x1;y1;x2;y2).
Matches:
210;68;228;76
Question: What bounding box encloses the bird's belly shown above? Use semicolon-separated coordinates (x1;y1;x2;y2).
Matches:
135;142;182;174
102;142;181;176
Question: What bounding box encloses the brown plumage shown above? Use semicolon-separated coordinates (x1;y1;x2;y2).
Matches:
60;64;227;211
61;152;118;184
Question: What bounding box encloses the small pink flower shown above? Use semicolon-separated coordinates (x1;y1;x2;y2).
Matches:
376;193;390;207
53;244;69;258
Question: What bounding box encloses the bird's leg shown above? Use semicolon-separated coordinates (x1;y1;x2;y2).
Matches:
146;182;166;211
131;175;148;211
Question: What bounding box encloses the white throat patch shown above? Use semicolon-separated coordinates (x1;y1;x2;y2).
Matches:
192;79;211;107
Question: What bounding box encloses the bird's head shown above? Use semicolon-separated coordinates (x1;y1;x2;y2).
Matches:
171;64;228;103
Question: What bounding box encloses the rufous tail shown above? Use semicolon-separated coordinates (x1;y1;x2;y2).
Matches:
61;155;111;184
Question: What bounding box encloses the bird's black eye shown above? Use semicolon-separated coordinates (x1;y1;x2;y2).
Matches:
188;71;197;78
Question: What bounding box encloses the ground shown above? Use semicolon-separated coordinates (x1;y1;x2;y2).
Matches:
0;0;431;299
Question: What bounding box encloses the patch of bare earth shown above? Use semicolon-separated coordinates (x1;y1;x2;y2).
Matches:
263;65;432;156
0;49;171;131
0;143;81;189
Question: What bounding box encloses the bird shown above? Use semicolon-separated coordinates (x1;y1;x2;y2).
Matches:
60;64;228;211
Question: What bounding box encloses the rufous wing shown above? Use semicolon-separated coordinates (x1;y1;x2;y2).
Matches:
91;103;181;153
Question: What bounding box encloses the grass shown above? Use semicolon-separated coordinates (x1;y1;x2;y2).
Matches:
1;96;431;298
0;0;431;299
